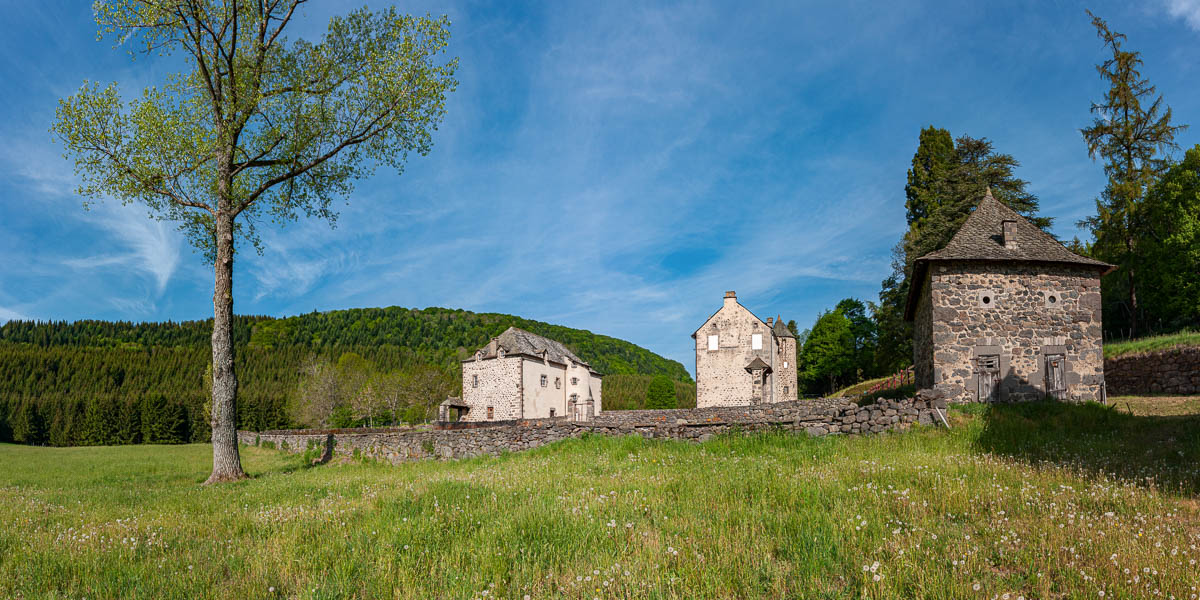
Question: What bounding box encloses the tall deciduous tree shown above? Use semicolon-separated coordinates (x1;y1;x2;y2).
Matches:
1080;11;1185;338
798;309;855;395
1137;145;1200;330
52;1;458;483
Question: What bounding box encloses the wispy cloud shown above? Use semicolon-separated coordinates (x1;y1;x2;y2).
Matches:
0;305;28;322
62;202;181;295
1164;0;1200;30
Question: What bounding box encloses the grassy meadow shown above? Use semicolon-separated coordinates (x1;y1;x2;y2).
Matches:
2;399;1200;599
1104;329;1200;358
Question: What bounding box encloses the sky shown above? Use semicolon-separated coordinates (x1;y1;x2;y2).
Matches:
2;0;1200;373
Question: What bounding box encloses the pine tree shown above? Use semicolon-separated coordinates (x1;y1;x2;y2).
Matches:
1080;11;1186;337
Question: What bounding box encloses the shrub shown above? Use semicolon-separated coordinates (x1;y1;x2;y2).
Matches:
645;375;677;409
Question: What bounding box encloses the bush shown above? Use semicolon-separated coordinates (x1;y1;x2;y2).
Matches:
645;375;677;409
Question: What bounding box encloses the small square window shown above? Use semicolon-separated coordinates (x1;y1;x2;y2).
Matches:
549;408;556;417
540;374;548;387
554;377;561;389
707;335;719;351
571;377;579;385
1044;292;1061;308
487;406;494;420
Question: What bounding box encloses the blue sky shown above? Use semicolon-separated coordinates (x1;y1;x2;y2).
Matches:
2;1;1200;373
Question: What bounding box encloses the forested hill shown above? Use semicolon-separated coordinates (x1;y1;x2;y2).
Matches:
0;307;692;446
0;306;691;381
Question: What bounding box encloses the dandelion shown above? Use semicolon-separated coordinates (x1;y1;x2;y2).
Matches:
973;582;981;591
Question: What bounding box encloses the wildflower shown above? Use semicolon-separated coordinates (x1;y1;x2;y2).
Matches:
972;583;981;591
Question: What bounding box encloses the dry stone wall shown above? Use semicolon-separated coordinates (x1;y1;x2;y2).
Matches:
238;397;947;465
1104;347;1200;395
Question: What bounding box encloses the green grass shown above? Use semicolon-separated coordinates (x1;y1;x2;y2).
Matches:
832;376;890;398
1105;329;1200;358
3;400;1200;599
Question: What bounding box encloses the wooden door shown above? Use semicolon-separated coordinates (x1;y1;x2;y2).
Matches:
1045;354;1066;400
975;355;1000;402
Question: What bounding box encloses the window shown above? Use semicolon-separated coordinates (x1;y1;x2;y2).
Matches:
783;361;788;369
554;377;561;389
752;333;762;350
707;334;719;351
540;374;548;387
571;377;578;385
487;406;494;420
978;291;998;308
784;386;788;395
549;408;555;417
472;374;479;388
1045;292;1060;307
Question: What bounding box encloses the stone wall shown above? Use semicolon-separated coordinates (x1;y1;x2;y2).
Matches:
461;356;522;421
1104;347;1200;395
921;261;1105;403
695;293;793;408
238;397;947;465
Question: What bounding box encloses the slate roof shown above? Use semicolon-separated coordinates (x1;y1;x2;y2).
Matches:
772;315;795;339
903;191;1114;320
744;356;772;372
467;326;601;374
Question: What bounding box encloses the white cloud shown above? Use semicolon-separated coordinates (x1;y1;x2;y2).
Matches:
62;202;181;295
0;306;28;322
1164;0;1200;30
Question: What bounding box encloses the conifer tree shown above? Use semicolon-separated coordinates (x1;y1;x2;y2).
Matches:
1080;12;1186;337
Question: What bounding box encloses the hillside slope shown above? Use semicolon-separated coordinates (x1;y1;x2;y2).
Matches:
0;307;692;445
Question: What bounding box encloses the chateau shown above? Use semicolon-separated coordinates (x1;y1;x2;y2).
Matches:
905;190;1113;403
442;327;602;422
693;291;798;408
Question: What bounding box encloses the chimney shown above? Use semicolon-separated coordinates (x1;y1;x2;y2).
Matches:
724;290;737;307
488;337;499;356
767;317;774;327
1001;220;1018;250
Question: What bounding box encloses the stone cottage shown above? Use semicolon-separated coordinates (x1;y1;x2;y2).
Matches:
444;327;602;422
693;291;798;408
904;190;1114;403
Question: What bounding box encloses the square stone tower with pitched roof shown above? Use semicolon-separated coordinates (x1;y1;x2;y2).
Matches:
693;291;798;407
904;190;1114;403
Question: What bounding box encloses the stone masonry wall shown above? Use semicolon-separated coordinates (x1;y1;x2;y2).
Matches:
461;356;522;421
695;296;782;408
238;397;947;465
926;261;1104;403
1105;347;1200;395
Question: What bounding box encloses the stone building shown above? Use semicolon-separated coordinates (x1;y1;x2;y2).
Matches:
904;190;1113;403
443;327;602;422
693;291;798;408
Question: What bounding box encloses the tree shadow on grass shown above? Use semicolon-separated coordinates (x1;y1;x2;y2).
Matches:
973;400;1200;496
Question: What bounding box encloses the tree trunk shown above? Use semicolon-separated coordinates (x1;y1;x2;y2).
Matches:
205;210;246;484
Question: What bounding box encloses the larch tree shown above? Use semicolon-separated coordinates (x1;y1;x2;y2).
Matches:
1080;11;1185;338
52;1;458;483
